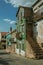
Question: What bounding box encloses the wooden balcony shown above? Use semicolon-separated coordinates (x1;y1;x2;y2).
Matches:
33;12;43;21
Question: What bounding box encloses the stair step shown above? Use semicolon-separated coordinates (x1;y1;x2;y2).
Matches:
36;55;43;59
27;35;43;58
36;53;43;55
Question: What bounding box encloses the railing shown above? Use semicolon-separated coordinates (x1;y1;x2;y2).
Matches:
27;35;43;54
33;12;43;21
1;38;6;42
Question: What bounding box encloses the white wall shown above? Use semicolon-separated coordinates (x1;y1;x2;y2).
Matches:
37;19;43;43
18;7;24;22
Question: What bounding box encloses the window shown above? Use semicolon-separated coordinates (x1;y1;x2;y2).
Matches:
41;43;43;47
21;12;22;20
5;36;6;38
26;17;29;22
17;43;18;49
2;36;4;38
22;44;24;50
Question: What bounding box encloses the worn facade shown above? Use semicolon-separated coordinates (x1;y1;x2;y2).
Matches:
32;0;43;58
0;32;8;49
16;0;43;58
6;29;17;53
16;6;34;57
32;0;43;49
16;7;26;56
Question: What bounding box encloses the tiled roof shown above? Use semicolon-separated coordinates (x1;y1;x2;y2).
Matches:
1;32;8;36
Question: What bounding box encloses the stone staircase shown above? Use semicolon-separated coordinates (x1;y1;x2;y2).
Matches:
27;35;43;59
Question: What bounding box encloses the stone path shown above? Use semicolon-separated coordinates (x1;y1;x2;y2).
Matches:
0;50;43;65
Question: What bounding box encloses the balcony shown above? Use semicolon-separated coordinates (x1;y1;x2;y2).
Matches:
1;38;6;42
9;38;17;43
33;12;43;21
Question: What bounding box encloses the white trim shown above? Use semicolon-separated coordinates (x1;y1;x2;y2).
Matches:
16;49;19;54
34;5;43;13
33;0;43;11
20;50;25;56
16;49;25;56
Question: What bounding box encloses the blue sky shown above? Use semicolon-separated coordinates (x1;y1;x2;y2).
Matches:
0;0;18;32
0;0;37;32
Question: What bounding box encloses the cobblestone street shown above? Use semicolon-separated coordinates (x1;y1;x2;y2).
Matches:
0;50;43;65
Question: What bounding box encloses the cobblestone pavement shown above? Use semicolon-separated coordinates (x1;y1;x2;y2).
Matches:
0;50;43;65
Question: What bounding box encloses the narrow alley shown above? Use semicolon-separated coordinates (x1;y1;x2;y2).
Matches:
0;50;43;65
0;0;43;65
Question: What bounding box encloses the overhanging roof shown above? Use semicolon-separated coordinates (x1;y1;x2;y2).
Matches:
16;6;32;17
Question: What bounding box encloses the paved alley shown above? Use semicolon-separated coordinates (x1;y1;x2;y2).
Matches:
0;50;43;65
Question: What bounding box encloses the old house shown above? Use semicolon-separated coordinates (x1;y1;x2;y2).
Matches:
32;0;43;58
11;30;17;53
16;6;34;57
32;0;43;50
6;32;12;52
30;0;43;58
16;2;43;58
6;28;17;53
0;32;8;49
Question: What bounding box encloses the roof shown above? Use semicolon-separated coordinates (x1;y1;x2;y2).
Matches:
6;30;16;39
6;29;16;36
1;32;8;36
11;29;16;33
16;6;32;17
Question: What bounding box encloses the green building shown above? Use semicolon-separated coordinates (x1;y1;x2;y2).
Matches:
16;6;33;56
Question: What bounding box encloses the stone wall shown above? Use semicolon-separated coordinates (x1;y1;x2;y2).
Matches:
25;40;35;58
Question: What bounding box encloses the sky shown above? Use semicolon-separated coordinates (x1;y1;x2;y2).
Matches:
0;0;37;32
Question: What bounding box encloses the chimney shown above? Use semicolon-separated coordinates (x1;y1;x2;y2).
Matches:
10;27;12;32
